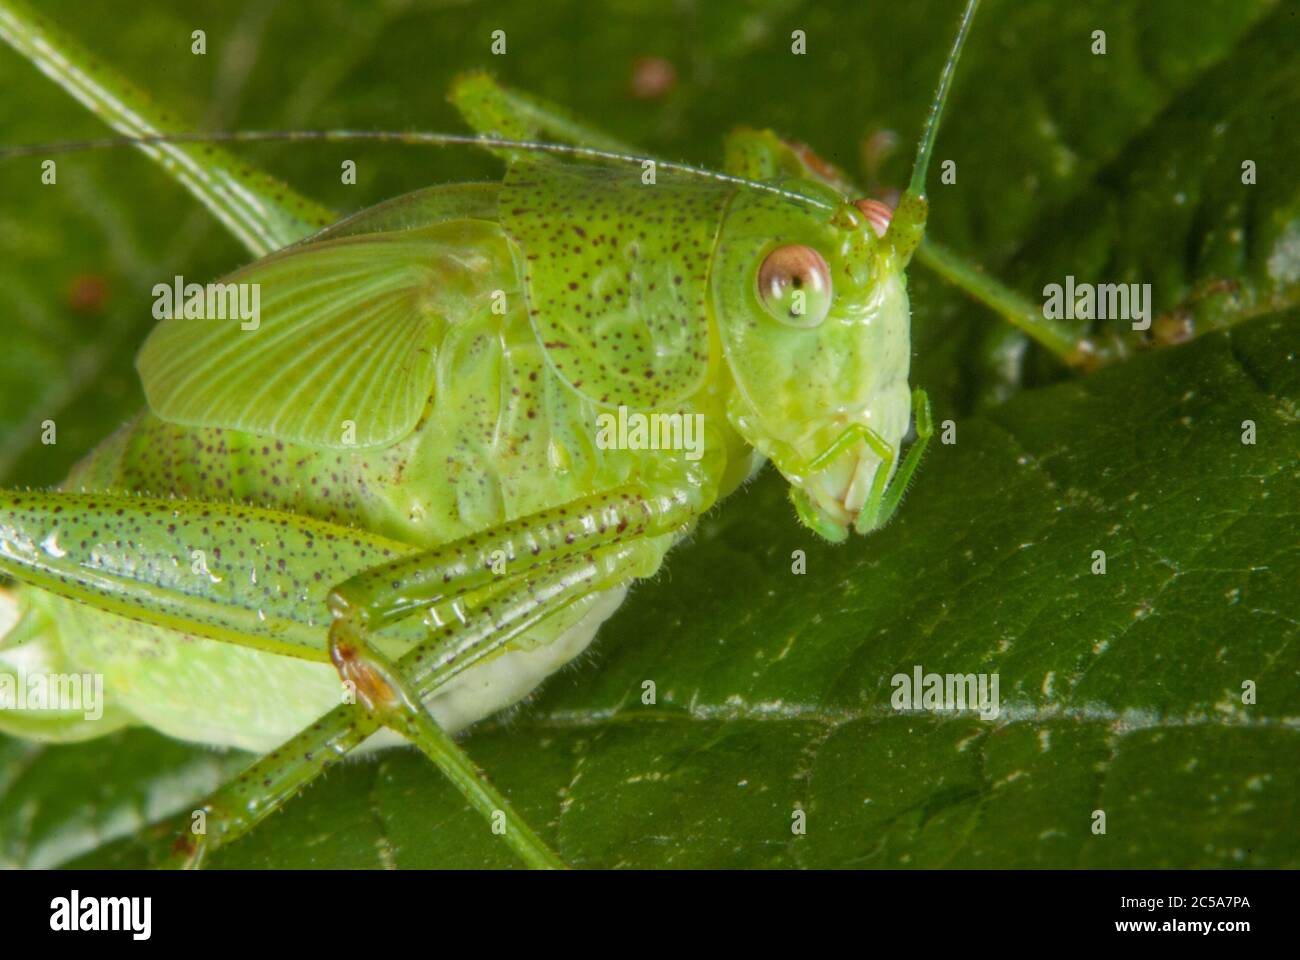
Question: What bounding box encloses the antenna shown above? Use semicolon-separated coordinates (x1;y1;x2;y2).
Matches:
908;0;980;199
0;130;836;212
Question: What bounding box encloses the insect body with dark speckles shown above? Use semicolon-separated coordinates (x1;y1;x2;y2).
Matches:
0;0;1066;867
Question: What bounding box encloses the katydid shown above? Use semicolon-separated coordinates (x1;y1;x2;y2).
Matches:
0;0;1084;868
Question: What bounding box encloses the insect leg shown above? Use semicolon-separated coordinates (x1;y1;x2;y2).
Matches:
313;486;702;853
914;240;1103;368
167;540;654;869
323;485;699;635
329;542;652;870
162;702;375;869
160;574;535;868
797;389;933;536
449;71;637;162
314;487;703;862
0;489;417;663
166;486;702;866
857;388;935;534
721;127;859;195
0;0;331;255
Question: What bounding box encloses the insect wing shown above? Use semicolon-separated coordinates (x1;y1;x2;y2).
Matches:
136;229;449;449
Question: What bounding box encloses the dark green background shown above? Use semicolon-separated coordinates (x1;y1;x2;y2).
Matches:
0;0;1295;868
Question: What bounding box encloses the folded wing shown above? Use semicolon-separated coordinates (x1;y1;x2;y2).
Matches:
137;230;447;450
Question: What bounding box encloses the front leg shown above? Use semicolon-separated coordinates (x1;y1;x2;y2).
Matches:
789;388;934;538
856;387;935;534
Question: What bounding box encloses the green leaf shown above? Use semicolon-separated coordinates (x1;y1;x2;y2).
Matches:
0;0;1296;868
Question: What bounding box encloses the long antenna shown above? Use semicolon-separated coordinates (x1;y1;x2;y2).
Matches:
908;0;980;198
0;130;836;212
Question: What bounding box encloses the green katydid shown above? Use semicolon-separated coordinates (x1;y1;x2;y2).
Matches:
0;0;1098;868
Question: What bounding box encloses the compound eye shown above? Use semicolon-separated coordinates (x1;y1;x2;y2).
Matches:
756;244;832;328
